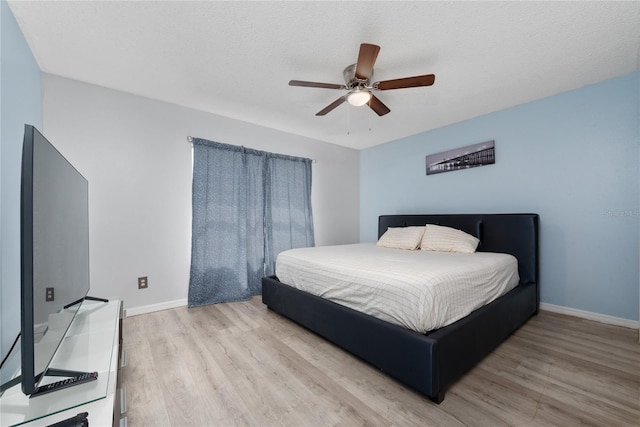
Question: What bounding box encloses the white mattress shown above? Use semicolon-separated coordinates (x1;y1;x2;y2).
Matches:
275;243;520;333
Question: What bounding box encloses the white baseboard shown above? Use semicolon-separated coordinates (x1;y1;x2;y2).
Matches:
540;302;639;329
123;298;639;331
124;298;188;317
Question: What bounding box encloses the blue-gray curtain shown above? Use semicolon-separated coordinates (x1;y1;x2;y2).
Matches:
188;139;314;307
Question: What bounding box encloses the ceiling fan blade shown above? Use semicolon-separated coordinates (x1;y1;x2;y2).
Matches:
354;43;380;80
289;80;346;90
316;96;347;116
368;95;390;116
375;74;436;91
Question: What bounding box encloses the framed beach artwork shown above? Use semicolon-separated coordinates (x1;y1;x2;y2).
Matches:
426;140;495;175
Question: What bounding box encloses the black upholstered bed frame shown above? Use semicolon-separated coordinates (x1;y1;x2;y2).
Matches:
262;213;539;403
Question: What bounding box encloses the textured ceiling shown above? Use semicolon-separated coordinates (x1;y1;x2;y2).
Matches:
7;1;640;150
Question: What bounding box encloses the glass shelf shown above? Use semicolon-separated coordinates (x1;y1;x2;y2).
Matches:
0;300;120;427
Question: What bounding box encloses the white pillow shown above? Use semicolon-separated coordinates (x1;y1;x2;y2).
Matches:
420;224;479;253
377;226;425;250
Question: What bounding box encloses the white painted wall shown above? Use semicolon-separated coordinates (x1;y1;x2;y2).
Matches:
41;74;359;312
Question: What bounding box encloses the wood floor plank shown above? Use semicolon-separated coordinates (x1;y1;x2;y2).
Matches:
281;329;466;426
121;297;640;426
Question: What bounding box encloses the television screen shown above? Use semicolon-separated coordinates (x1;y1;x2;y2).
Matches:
20;125;90;395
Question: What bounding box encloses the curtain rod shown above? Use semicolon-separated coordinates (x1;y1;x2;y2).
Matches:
186;136;316;163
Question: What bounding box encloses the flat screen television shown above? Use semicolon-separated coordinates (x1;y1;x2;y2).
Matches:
0;125;99;397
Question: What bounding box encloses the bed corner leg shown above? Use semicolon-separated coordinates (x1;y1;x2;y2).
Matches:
430;391;445;404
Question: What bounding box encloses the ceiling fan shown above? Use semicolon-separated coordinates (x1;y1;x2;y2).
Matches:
289;43;435;117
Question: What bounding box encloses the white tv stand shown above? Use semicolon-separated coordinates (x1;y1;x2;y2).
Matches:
0;300;125;427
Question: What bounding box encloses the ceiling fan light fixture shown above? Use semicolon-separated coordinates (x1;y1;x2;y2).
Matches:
290;43;434;116
347;89;372;106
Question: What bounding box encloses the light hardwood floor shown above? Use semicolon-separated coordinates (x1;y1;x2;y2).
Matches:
121;296;640;426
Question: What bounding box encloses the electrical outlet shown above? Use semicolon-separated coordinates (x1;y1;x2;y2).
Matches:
46;287;55;302
138;276;148;289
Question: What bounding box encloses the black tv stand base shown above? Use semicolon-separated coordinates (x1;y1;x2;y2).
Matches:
84;295;109;303
63;296;109;310
30;371;98;398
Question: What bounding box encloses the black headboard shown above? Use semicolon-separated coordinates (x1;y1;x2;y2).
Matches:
378;214;539;290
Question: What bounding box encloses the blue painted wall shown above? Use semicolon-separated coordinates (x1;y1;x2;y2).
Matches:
0;0;42;360
361;72;640;321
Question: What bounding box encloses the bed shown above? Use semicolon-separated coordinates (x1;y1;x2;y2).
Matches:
261;213;539;403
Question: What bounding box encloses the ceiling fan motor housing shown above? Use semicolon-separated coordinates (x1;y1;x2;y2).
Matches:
343;64;371;89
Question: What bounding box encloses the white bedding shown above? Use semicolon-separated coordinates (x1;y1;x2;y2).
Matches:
275;243;520;333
